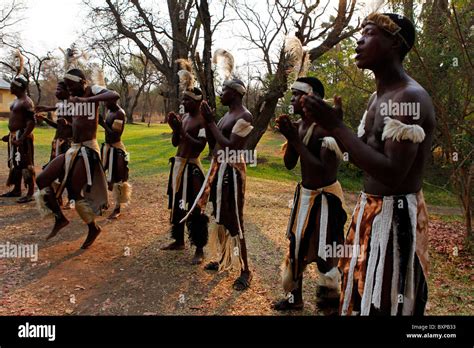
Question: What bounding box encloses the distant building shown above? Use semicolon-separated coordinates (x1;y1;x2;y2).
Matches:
0;78;15;116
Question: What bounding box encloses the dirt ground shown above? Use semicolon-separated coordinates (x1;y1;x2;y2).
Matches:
0;153;470;316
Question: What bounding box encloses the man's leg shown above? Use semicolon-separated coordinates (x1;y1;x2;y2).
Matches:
315;258;341;309
233;236;252;291
273;275;304;311
35;155;69;239
67;156;102;249
187;210;209;264
108;154;131;219
17;166;35;203
161;222;185;250
2;167;22;197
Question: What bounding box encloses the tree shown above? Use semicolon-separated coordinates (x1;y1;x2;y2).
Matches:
85;0;228;118
230;0;358;150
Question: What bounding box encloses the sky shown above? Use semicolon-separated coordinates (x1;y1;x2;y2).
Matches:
1;0;383;79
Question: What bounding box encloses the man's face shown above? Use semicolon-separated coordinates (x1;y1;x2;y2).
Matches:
220;86;235;106
55;84;69;100
9;82;23;96
64;78;85;96
290;89;305;115
355;24;395;69
182;94;199;113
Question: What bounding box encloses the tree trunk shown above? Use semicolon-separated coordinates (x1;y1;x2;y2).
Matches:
246;49;288;150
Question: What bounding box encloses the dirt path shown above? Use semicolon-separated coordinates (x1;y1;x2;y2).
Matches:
0;153;468;316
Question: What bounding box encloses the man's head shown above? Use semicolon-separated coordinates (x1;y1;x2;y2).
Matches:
10;75;28;96
182;87;203;114
55;81;69;100
290;77;325;114
356;13;415;70
63;68;87;96
220;78;246;106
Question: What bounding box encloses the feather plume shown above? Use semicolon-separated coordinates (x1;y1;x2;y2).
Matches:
177;70;194;92
284;36;309;77
176;58;195;91
175;58;192;72
59;44;89;71
212;49;234;80
91;65;106;87
14;49;24;76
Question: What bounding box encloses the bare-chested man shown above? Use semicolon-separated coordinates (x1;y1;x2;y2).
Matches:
163;85;209;265
99;99;131;220
35;81;73;164
273;77;347;312
35;69;120;249
302;13;434;315
182;78;253;290
1;73;36;203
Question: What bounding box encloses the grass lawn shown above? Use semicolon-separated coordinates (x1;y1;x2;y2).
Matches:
0;120;459;207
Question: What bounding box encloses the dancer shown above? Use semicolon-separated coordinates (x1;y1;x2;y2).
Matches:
163;59;208;265
99;98;131;220
273;77;347;311
302;13;434;315
1;50;36;203
35;65;120;249
182;50;253;291
35;81;73;163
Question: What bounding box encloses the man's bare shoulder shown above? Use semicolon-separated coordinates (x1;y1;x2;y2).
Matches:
391;79;435;126
237;108;253;123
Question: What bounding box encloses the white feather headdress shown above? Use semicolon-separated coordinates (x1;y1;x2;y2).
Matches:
284;36;309;78
212;49;235;81
59;44;88;71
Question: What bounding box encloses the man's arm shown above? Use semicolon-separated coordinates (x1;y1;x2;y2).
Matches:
180;128;207;153
72;88;120;103
36;114;57;128
283;142;299;170
201;101;252;150
303;91;428;187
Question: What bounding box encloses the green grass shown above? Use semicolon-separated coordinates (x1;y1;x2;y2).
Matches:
0;120;459;208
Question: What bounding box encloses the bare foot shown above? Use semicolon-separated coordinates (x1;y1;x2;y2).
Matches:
17;195;34;203
161;241;185;250
204;261;219;271
81;225;102;249
272;298;304;311
46;216;70;240
107;208;121;220
191;248;204;265
1;190;21;198
233;270;252;291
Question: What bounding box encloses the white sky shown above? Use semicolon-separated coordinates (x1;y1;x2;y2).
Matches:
1;0;383;79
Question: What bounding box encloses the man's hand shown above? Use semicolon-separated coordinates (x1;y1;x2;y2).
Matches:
2;135;9;143
167;112;182;132
57;118;67;126
69;96;87;103
35;114;45;121
275;114;298;142
301;94;344;131
11;138;21;146
200;101;215;124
